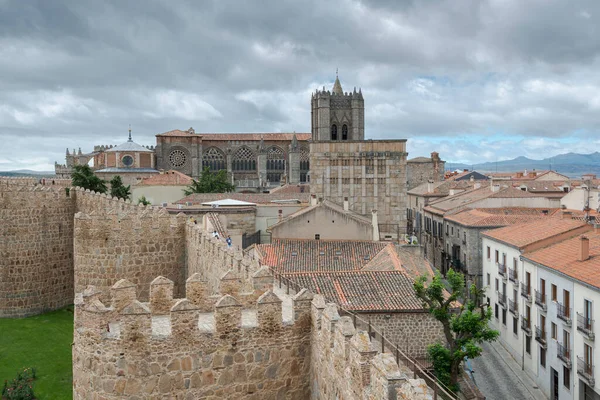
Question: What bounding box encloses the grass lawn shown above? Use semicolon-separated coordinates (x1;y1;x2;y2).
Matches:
0;307;73;400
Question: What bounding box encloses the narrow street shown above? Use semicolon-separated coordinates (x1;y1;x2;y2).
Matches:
469;341;547;400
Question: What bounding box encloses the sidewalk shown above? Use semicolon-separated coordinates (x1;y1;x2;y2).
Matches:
469;341;548;400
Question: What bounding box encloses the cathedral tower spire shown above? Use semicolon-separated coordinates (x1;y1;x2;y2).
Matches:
332;69;343;95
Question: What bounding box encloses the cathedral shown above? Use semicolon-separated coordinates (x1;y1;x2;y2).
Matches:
55;74;443;237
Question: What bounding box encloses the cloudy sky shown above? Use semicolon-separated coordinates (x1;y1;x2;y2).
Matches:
2;0;600;171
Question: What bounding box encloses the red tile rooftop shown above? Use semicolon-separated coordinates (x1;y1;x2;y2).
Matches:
482;218;591;250
524;231;600;289
445;208;559;227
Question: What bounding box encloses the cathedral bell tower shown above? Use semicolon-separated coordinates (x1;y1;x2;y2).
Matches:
310;72;364;141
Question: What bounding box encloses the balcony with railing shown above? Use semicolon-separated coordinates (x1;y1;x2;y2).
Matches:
508;268;518;283
498;292;507;307
535;290;547;311
557;342;572;368
520;283;532;302
577;313;595;341
577;357;595;387
535;325;547;347
498;263;507;279
557;302;572;326
508;298;518;316
521;316;531;335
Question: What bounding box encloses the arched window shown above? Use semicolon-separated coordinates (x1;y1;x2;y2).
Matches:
267;146;285;183
202;147;226;171
232;146;256;171
342;124;348;140
331;124;338;140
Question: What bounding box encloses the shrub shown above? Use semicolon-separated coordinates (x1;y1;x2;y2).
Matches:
1;367;36;400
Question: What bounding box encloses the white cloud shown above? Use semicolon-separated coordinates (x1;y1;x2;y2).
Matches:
143;90;222;121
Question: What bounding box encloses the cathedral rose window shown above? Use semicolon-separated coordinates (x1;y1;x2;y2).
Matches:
121;155;134;167
169;149;188;168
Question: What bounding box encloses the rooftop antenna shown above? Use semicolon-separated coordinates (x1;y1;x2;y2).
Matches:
128;124;132;142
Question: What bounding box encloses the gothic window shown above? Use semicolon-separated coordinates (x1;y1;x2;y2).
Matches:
267;146;285;183
342;124;348;140
202;147;226;171
168;149;188;169
331;124;338;140
232;146;256;171
300;147;309;183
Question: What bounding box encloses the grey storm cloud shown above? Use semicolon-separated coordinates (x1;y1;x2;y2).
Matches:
1;0;600;170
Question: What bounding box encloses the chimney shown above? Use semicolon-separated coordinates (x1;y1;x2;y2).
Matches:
561;211;572;220
491;185;500;193
343;197;349;211
516;172;523;178
449;189;456;196
580;236;590;262
427;180;433;193
594;224;600;233
371;210;379;241
310;194;317;206
528;172;536;178
470;175;474;182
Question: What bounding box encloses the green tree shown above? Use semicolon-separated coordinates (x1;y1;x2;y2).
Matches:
183;167;235;195
71;164;107;193
413;269;499;390
137;196;151;206
109;176;131;200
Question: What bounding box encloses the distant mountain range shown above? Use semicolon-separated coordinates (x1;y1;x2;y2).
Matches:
0;169;56;177
446;152;600;178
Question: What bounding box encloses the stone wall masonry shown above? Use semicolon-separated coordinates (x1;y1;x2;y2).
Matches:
72;187;187;301
72;279;312;399
364;312;446;358
0;184;75;317
309;296;434;400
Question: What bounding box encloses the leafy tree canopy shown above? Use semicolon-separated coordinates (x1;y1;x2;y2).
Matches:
183;167;235;195
71;165;107;193
414;269;499;390
109;175;131;200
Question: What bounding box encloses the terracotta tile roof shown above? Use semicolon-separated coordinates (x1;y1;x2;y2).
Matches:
199;133;311;141
524;232;600;289
256;239;396;273
176;192;310;205
268;184;310;194
155;129;311;141
138;170;193;186
288;270;423;311
445;208;560;227
482;218;591;250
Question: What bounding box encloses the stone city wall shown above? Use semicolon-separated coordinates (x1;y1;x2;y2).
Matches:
309;296;432;400
0;184;75;317
72;278;312;400
72;188;187;301
0;177;72;187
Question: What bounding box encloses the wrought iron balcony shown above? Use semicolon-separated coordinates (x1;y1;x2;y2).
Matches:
577;313;595;341
521;316;532;335
498;263;507;278
535;325;547;347
577;357;595;387
557;302;572;326
557;342;572;368
534;290;547;311
498;292;507;307
520;283;532;302
508;298;518;316
508;268;518;283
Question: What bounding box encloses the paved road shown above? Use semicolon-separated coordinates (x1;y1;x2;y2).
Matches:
470;341;547;400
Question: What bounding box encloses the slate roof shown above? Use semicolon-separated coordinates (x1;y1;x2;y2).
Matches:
408;180;481;197
481;218;590;249
138;170;192;186
289;271;424;311
105;141;153;153
176;192;310;205
523;232;600;289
